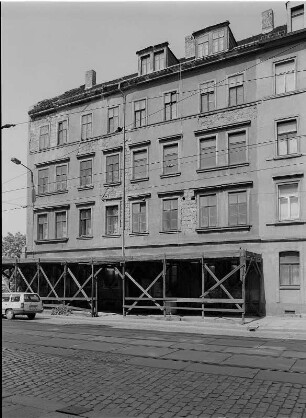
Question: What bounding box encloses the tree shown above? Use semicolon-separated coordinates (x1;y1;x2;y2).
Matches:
2;232;26;259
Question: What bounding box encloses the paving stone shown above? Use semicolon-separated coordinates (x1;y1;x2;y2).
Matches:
291;360;306;373
114;345;177;357
223;346;284;356
163;349;230;363
223;354;295;371
185;362;259;378
255;370;306;385
126;356;188;370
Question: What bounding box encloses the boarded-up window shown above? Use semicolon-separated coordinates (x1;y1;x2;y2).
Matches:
162;198;178;231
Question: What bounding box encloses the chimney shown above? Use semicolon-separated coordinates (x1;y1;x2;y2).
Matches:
85;70;96;89
185;35;195;59
262;9;274;34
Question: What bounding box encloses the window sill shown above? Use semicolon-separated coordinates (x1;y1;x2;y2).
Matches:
77;185;94;191
196;162;249;173
130;177;149;183
160;172;181;179
159;230;181;234
129;232;149;236
102;234;121;238
77;236;93;240
267;154;303;162
103;182;121;187
196;225;252;233
280;286;300;290
35;238;69;244
266;220;306;226
37;190;68;197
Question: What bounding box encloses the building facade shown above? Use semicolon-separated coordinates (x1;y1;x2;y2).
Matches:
26;2;306;315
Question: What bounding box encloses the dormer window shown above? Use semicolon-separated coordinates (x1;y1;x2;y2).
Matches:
154;51;165;71
141;55;150;75
291;5;304;31
198;35;209;58
212;29;225;53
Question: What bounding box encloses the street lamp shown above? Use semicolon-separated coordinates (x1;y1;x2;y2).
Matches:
11;157;36;203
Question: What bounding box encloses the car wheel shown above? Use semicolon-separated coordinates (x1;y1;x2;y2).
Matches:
6;309;15;320
27;313;36;320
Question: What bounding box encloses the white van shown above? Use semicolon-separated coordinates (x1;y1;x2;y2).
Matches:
2;292;44;320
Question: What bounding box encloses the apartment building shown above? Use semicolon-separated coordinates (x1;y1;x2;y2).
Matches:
21;2;306;316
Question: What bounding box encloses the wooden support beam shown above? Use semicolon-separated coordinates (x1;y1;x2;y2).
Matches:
201;255;204;320
17;267;34;293
122;263;126;317
163;257;166;318
39;265;59;298
47;271;64;298
125;271;163;312
240;248;247;324
91;260;95;317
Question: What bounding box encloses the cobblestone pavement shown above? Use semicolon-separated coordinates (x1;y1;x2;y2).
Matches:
2;343;306;418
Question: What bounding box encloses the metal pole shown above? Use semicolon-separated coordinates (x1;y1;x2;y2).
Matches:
119;84;126;260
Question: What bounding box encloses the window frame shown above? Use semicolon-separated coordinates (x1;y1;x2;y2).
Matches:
275;116;299;157
198;135;218;170
107;106;120;134
80;112;93;141
79;207;92;237
199;80;216;113
55;163;68;192
164;90;178;121
153;50;165;71
277;181;300;222
37;167;49;195
197;34;209;58
162;141;180;176
105;203;120;236
133;98;147;128
212;29;225;54
198;193;218;229
39;124;50;150
132;147;149;181
140;54;150;75
57;119;68;146
105;152;120;185
131;200;148;234
273;58;296;95
227;189;249;227
161;197;180;233
291;5;304;32
227;72;244;107
227;128;248;166
279;251;300;288
55;210;68;239
79;158;93;188
37;213;48;240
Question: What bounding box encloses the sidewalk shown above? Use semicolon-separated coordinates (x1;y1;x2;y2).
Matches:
38;310;306;340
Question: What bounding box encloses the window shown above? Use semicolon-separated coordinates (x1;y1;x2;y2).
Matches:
163;143;178;175
162;198;178;232
198;35;209;57
39;125;50;150
134;100;146;128
56;164;67;191
212;29;225;53
108;107;119;133
106;205;119;235
279;252;300;286
278;183;299;221
55;211;67;239
81;114;92;140
275;60;295;94
200;137;216;169
228;131;247;165
38;168;49;194
154;51;165;71
133;149;148;180
132;202;147;233
200;81;215;113
106;154;119;184
164;91;177;121
79;208;92;237
277;119;298;156
228;74;244;106
228;191;247;226
199;194;217;228
58;120;68;145
291;5;304;31
80;160;92;187
141;55;150;75
11;296;20;302
37;214;48;240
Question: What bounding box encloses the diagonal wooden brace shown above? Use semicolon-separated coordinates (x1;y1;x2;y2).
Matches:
39;265;59;298
125;271;163;312
47;271;64;298
127;270;164;313
17;267;34;293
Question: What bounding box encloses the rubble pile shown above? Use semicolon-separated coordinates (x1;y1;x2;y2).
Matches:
51;304;73;316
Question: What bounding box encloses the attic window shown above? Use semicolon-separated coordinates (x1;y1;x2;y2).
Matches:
212;29;225;53
291;5;304;31
141;55;150;75
154;51;165;71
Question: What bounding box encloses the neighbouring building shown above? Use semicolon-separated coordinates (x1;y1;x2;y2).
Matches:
6;2;305;317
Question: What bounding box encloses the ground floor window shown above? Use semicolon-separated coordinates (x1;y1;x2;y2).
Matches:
279;251;300;287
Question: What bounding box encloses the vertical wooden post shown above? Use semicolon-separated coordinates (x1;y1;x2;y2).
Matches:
122;262;126;317
163;257;166;319
201;255;205;320
14;259;18;292
91;259;95;317
37;259;40;295
63;262;67;305
240;249;246;324
95;265;99;317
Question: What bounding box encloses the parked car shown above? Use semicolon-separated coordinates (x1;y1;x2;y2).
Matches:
2;292;44;320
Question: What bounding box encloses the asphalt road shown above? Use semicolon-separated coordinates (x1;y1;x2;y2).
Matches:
2;316;306;418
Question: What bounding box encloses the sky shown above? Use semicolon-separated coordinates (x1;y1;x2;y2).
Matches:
1;0;288;236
